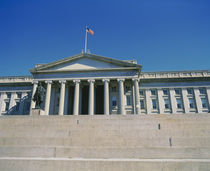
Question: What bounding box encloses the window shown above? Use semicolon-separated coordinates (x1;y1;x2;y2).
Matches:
17;93;22;99
140;100;145;109
164;99;170;109
199;88;206;95
139;90;144;96
187;88;193;95
189;98;195;109
151;89;156;95
152;99;157;109
111;87;116;92
15;102;20;111
5;102;9;111
176;98;182;109
6;93;11;99
175;89;181;95
125;86;131;92
112;96;117;106
24;102;30;111
126;95;131;106
163;89;168;95
201;98;207;108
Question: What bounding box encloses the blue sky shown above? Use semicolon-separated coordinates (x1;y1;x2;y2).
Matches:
0;0;210;76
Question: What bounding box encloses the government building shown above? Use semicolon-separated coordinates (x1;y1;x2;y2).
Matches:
0;53;210;115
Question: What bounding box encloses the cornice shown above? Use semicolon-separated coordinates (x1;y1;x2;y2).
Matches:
0;76;33;83
31;67;140;74
140;70;210;79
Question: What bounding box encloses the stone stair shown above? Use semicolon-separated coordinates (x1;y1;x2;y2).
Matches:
0;114;210;170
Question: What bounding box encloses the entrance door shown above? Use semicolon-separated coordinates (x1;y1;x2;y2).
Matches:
81;85;89;114
95;85;104;114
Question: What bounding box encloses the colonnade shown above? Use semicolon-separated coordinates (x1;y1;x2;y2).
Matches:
30;78;141;115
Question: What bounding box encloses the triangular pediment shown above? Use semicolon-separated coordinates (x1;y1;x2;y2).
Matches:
30;53;141;73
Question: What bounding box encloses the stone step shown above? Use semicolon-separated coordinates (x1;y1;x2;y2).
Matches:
1;127;210;138
1;158;209;171
1;136;210;148
0;146;210;159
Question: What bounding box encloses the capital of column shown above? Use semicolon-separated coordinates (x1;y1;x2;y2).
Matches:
73;79;80;84
102;78;110;82
45;80;53;84
88;79;95;83
132;78;140;82
32;80;38;84
59;80;66;84
117;78;125;82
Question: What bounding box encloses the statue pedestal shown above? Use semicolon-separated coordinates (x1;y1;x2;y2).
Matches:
30;108;45;116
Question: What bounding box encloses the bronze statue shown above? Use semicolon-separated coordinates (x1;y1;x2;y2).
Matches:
33;82;46;108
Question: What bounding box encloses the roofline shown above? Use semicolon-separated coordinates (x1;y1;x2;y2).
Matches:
31;53;142;72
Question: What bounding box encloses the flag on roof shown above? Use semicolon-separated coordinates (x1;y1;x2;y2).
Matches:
86;27;94;35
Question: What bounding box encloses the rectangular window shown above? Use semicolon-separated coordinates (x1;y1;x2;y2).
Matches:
189;98;195;109
139;90;144;96
140;99;145;109
6;93;11;99
175;89;181;95
187;88;193;95
111;87;116;92
151;89;156;95
125;86;131;92
152;99;157;109
5;102;9;111
16;102;20;111
163;89;168;95
164;99;170;109
112;96;117;106
25;102;30;111
176;98;182;109
199;88;206;95
201;98;207;108
17;93;22;99
126;95;131;106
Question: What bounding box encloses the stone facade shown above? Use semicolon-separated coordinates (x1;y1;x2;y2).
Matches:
0;53;210;115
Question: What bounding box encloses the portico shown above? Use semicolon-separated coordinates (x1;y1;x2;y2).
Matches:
30;78;140;115
29;53;142;115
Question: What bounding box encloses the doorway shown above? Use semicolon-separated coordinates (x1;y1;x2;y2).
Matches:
95;85;104;114
81;85;89;114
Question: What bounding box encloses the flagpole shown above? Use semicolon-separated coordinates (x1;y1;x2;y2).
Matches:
85;26;88;54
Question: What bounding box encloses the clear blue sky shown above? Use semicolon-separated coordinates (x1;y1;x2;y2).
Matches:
0;0;210;76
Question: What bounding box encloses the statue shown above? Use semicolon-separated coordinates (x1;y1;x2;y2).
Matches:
33;82;46;108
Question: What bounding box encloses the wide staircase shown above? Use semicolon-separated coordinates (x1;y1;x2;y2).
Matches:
0;114;210;171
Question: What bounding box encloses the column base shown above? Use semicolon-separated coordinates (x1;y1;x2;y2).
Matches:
30;108;45;116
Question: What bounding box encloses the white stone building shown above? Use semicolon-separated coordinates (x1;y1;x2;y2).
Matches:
0;53;210;115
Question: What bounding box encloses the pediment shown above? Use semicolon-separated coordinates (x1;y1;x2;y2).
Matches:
30;53;141;73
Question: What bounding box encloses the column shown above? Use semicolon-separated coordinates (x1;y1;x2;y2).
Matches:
103;79;110;115
30;81;38;113
45;80;52;115
145;89;151;114
117;79;125;115
169;89;176;114
88;79;95;115
58;80;66;115
8;92;16;114
73;80;80;115
157;89;164;114
182;88;189;113
194;88;202;113
0;92;5;115
64;86;69;115
206;87;210;111
133;78;141;114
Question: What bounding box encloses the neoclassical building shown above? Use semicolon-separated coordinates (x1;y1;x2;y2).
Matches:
0;53;210;115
